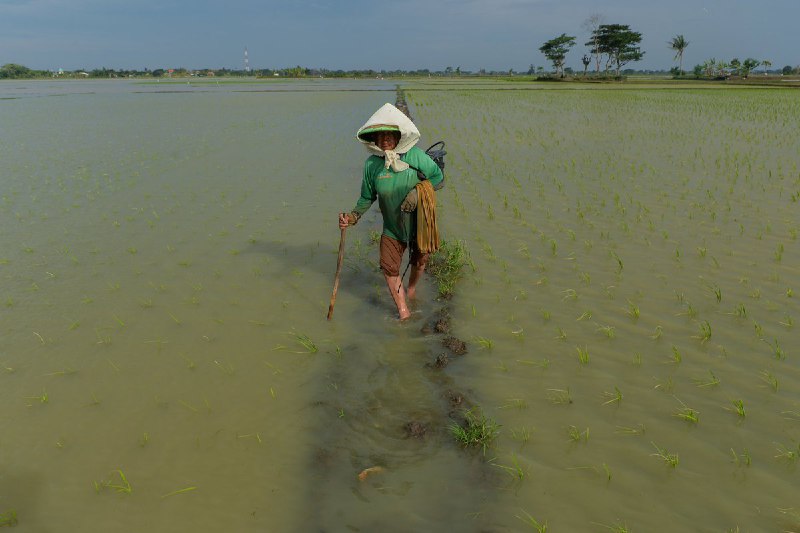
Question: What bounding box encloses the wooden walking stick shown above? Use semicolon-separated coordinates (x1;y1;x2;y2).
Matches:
327;226;347;320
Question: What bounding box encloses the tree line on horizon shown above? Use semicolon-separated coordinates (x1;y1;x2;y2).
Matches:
538;14;793;80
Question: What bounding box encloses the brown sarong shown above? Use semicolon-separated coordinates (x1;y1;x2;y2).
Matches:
379;234;429;276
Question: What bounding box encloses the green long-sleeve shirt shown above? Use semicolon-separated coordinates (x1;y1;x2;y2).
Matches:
352;146;443;243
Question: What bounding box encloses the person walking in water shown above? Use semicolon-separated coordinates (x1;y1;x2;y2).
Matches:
339;103;443;320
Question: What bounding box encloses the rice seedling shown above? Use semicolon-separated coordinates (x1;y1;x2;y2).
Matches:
779;314;793;328
602;386;623;406
547;387;572;405
692;320;712;344
576;345;590;365
650;325;663;340
0;509;18;527
473;336;494;349
492;453;526;480
596;324;616;338
449;408;500;455
673;397;699;424
561;288;577;301
237;433;263;444
274;332;318;354
626;300;640;320
516;509;547;532
774;442;800;463
499;398;527;409
162;486;197;498
516;358;549;368
730;448;751;467
96;470;132;494
567;425;589;443
615;424;645;436
593;520;629;532
555;327;567;341
576;310;592;321
213;360;234;375
710;284;722;303
510;426;532;444
178;400;198;413
25;388;48;406
760;369;779;392
753;321;765;338
651;442;679;468
763;338;785;360
668;345;682;365
691;370;720;388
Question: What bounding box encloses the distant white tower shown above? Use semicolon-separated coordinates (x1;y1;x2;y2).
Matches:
244;47;250;73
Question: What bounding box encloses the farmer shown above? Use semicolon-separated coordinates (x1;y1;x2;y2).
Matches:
339;103;443;320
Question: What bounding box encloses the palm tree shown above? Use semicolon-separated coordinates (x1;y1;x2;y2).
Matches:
668;34;690;76
762;59;772;75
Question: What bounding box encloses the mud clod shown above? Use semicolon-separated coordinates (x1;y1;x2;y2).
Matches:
442;336;467;355
446;390;465;409
404;421;427;438
434;316;451;334
426;353;449;369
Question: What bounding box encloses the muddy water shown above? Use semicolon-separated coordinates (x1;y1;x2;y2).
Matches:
1;79;799;532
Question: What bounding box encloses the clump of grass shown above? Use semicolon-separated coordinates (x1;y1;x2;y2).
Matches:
427;239;472;298
576;345;590;365
449;408;500;455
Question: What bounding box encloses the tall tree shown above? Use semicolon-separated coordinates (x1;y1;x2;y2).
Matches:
668;34;689;76
539;33;577;77
591;24;645;77
741;58;760;78
581;13;605;73
762;59;772;74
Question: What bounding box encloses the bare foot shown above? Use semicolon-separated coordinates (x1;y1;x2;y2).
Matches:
399;307;412;320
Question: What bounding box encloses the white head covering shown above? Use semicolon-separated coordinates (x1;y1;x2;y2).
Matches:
356;103;420;172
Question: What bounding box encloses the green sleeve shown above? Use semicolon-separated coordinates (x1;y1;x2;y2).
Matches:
352;157;378;216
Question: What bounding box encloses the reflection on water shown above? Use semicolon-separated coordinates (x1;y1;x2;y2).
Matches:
1;79;799;532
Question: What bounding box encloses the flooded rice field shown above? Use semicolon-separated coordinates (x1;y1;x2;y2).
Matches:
1;79;799;531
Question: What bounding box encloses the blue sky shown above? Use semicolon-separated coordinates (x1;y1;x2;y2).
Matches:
1;0;797;71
